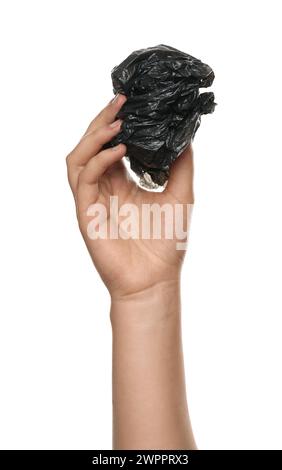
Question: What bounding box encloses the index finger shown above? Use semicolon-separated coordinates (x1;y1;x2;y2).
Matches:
83;93;127;136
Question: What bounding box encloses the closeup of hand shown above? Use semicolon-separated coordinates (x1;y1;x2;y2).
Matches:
66;94;194;301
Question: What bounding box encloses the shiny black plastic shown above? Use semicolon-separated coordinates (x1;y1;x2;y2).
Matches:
104;44;216;186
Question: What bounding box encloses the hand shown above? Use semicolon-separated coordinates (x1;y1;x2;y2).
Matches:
66;94;194;301
66;94;197;449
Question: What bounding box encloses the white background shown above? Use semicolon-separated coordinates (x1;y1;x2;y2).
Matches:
0;0;281;450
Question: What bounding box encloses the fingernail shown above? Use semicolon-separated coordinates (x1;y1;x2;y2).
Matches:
111;93;120;103
111;144;121;151
110;119;122;128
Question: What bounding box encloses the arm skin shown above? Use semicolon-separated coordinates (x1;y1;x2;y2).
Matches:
66;93;197;450
111;281;196;450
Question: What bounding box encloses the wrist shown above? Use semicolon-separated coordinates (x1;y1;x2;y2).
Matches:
110;277;193;450
110;279;181;330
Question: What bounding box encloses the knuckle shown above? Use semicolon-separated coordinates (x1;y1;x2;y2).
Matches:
86;127;102;142
65;152;73;167
89;116;97;127
93;127;109;145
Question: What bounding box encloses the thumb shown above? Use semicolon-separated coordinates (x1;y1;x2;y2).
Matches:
165;145;194;203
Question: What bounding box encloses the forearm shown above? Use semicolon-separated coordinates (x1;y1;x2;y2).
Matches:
110;280;197;450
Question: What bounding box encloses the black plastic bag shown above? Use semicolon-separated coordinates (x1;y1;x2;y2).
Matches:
104;44;216;186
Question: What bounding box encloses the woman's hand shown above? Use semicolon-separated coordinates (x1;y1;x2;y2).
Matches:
66;95;197;449
66;94;194;301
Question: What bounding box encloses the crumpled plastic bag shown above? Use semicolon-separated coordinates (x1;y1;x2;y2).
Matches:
104;44;216;187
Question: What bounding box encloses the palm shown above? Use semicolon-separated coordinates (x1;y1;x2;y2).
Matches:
67;95;194;298
79;151;193;298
